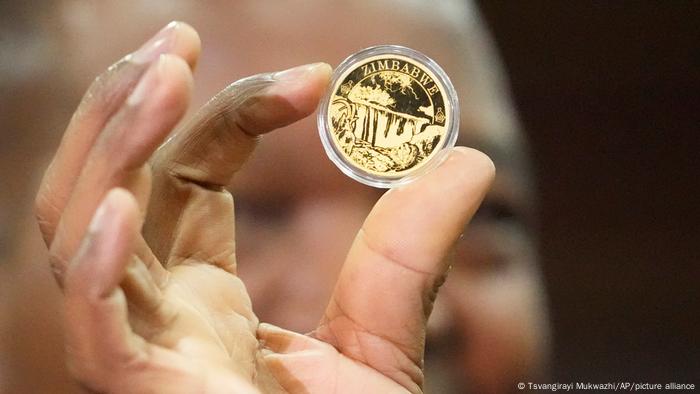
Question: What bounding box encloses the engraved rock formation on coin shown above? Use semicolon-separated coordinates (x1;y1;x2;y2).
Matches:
327;55;450;176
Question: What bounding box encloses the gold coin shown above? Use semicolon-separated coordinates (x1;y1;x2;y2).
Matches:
319;46;458;188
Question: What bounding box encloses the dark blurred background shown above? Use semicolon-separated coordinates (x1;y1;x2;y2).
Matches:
477;1;699;381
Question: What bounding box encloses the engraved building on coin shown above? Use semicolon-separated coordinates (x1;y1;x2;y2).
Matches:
319;46;459;188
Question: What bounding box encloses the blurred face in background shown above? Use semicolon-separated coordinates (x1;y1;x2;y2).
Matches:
4;1;549;393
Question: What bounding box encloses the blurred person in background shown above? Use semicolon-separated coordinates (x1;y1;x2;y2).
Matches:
0;1;549;393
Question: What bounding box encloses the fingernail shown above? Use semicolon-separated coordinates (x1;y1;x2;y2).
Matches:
273;62;330;81
130;21;180;64
88;194;113;234
127;54;165;106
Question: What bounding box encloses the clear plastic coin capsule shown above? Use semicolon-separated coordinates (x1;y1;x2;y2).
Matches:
318;45;459;188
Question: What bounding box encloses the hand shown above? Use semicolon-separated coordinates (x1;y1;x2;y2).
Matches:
35;22;495;393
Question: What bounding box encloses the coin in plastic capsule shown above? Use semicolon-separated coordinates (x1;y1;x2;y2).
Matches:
318;45;459;188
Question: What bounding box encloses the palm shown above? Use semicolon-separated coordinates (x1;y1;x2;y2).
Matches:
35;23;493;393
125;165;420;391
147;263;407;393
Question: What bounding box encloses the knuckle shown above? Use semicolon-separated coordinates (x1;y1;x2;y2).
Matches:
423;270;449;318
34;185;63;245
360;229;434;279
48;251;69;288
34;188;55;224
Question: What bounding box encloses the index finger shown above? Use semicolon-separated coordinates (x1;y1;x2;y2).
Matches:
152;62;332;189
144;63;331;268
